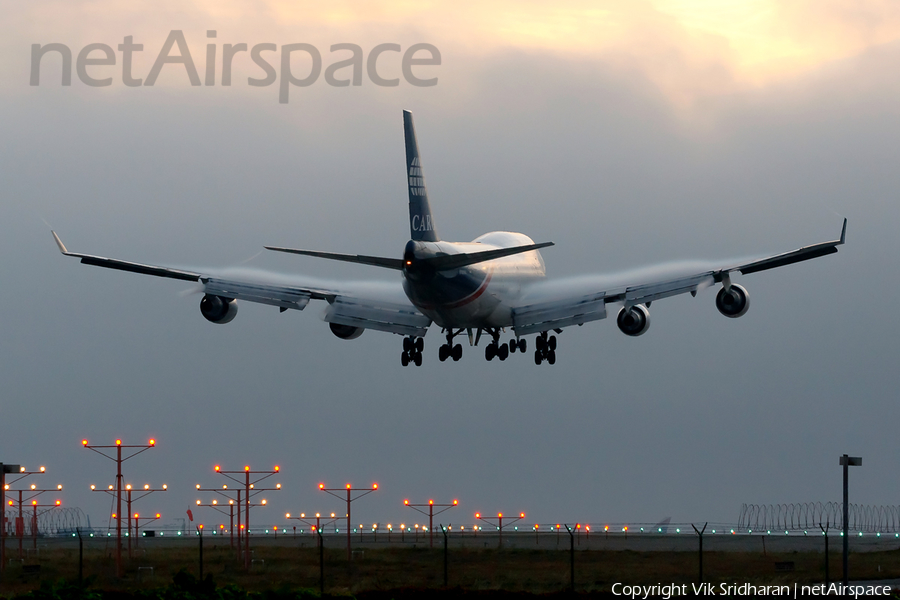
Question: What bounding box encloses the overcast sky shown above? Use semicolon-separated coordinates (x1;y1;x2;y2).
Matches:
2;1;899;532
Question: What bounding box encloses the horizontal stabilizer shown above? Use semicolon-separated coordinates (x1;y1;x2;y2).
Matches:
265;241;554;272
422;242;554;271
264;247;406;270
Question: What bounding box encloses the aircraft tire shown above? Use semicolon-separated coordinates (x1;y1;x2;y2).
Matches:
498;344;509;361
536;336;546;352
549;335;557;350
452;344;462;361
534;350;542;365
547;349;556;365
414;351;423;366
415;337;424;353
401;352;409;366
518;339;527;353
403;338;412;352
485;344;495;361
509;339;517;353
439;345;448;361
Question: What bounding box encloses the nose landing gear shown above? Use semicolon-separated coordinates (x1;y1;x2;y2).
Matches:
401;336;424;366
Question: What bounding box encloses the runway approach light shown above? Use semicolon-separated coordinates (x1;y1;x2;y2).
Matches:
82;440;88;446
116;440;121;446
319;484;325;489
215;466;220;472
39;466;45;472
149;439;155;446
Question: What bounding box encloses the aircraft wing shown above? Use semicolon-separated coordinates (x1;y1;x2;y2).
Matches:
52;231;431;336
512;219;846;336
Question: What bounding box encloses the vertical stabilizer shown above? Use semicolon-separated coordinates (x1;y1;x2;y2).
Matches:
404;110;440;242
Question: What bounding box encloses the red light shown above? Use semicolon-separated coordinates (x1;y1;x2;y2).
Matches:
274;465;280;472
429;500;433;505
404;499;409;505
520;513;525;518
56;500;61;506
199;524;204;529
498;513;503;518
215;465;220;471
373;483;378;489
453;500;458;505
116;439;121;445
475;513;481;519
346;483;351;489
32;501;37;505
319;483;324;489
156;514;161;518
82;439;88;446
148;439;155;446
244;466;250;471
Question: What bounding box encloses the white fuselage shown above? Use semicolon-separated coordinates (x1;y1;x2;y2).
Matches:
401;231;546;329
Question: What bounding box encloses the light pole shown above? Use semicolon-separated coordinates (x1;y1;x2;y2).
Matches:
475;511;525;548
404;498;458;548
82;438;157;577
211;465;281;569
286;512;337;548
0;464;22;577
840;454;862;589
319;482;379;561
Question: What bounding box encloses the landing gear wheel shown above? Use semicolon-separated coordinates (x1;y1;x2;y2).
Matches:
547;350;556;365
548;335;557;351
534;350;542;365
414;352;422;366
403;338;412;352
439;345;449;362
536;336;546;352
509;339;517;353
415;338;424;353
485;344;496;361
498;344;509;361
401;352;409;366
518;339;527;353
451;344;462;361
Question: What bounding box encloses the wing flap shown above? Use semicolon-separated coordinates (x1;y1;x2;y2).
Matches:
622;273;715;307
513;294;607;336
325;297;431;337
203;279;315;310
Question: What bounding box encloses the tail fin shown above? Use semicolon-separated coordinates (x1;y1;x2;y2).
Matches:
404;110;440;242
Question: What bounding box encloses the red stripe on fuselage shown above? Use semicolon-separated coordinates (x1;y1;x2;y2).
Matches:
415;270;493;311
443;270;493;309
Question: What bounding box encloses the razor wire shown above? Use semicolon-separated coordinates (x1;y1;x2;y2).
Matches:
738;503;900;532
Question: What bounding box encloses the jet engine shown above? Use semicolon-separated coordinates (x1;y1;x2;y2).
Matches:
200;294;238;324
715;284;750;318
329;322;364;340
617;304;651;337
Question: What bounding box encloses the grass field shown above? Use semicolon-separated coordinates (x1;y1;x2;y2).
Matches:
1;535;900;597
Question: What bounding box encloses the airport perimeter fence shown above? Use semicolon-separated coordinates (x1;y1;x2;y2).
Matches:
738;502;900;533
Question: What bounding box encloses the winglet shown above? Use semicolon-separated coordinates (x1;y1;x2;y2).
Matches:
51;231;69;255
839;218;847;245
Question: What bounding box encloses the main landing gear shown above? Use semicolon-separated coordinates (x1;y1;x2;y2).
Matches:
483;329;526;361
534;331;557;365
438;329;463;362
401;336;424;367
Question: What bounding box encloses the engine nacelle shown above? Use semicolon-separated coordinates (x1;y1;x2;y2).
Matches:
329;322;364;340
715;284;750;318
200;294;238;324
617;304;651;337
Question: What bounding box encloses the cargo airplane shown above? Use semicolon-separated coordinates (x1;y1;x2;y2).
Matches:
54;110;846;366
